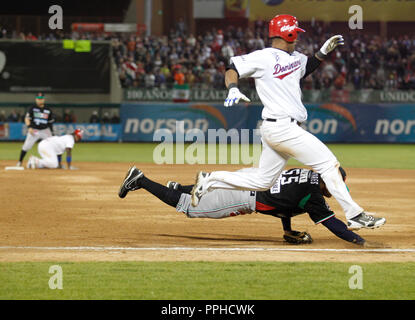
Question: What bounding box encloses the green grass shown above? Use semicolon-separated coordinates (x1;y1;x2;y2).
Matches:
1;142;415;169
0;262;414;300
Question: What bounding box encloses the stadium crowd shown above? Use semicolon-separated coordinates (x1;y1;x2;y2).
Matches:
1;20;415;91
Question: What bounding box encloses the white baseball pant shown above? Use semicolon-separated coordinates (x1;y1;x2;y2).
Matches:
205;118;363;220
35;139;59;169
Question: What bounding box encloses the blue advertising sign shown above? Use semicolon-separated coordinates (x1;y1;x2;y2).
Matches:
120;103;256;143
120;103;415;143
53;124;121;142
0;123;121;141
303;103;415;143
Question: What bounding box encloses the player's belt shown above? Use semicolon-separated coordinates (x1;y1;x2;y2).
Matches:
264;118;298;124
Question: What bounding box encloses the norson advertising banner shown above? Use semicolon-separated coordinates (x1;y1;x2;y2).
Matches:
0;41;110;93
0;123;120;141
2;103;414;142
250;0;415;22
120;103;415;143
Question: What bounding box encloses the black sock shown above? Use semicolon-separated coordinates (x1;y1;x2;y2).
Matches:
19;150;27;162
178;185;194;194
281;217;292;231
141;176;183;208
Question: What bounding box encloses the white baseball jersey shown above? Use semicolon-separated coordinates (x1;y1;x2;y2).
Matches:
42;134;75;155
231;48;308;122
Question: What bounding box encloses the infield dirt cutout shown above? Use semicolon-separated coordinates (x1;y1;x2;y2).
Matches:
1;161;414;263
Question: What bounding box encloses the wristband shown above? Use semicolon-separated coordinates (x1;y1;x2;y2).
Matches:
228;83;238;90
315;50;327;61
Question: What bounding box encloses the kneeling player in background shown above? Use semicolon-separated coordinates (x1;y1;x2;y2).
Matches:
118;166;385;247
26;129;83;170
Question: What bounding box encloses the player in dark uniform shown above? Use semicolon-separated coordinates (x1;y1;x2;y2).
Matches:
17;93;55;166
118;166;383;247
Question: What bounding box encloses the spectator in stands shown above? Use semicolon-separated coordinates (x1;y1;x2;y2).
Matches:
25;32;37;41
102;112;110;123
334;73;346;90
155;68;167;88
0;26;6;39
144;70;156;88
7;110;20;122
0;110;7;122
63;109;75;123
352;69;362;90
386;71;399;89
221;41;234;61
185;69;196;87
153;53;163;69
0;110;6;122
174;67;186;85
187;34;197;48
90;111;99;123
122;57;138;87
160;63;172;80
213;70;225;89
111;113;120;124
176;17;187;37
192;61;204;79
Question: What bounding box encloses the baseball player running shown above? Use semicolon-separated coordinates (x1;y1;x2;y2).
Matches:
26;129;83;169
118;166;383;246
17;93;55;167
190;14;386;231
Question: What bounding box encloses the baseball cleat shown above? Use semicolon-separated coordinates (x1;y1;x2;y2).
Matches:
166;181;181;190
118;166;144;198
190;171;210;207
16;161;22;167
347;212;386;230
26;156;37;169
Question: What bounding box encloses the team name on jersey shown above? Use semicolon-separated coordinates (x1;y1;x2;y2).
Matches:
33;108;50;113
273;59;301;80
33;111;50;119
310;172;319;184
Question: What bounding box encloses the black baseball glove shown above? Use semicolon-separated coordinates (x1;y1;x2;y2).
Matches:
283;230;313;244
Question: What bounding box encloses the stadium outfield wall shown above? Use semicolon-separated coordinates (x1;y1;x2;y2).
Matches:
1;103;415;143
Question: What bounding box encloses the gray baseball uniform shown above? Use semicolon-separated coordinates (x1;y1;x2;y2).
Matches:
22;104;54;151
176;189;256;219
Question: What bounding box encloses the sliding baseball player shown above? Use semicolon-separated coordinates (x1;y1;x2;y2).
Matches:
118;165;384;247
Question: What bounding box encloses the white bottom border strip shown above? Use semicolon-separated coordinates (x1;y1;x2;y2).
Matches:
0;246;414;253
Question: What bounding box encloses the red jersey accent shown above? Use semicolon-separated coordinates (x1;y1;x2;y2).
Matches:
255;201;276;211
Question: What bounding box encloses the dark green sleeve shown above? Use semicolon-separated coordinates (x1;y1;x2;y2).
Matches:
303;193;335;224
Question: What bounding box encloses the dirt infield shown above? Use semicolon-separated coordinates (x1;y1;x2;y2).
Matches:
1;161;414;263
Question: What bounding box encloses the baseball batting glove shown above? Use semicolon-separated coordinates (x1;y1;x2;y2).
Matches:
283;230;313;244
319;35;345;55
224;87;251;107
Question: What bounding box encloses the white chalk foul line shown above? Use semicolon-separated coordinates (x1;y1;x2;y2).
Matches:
0;246;414;253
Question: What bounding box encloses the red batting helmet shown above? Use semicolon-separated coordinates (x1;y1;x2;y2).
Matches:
269;14;305;42
73;129;84;140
